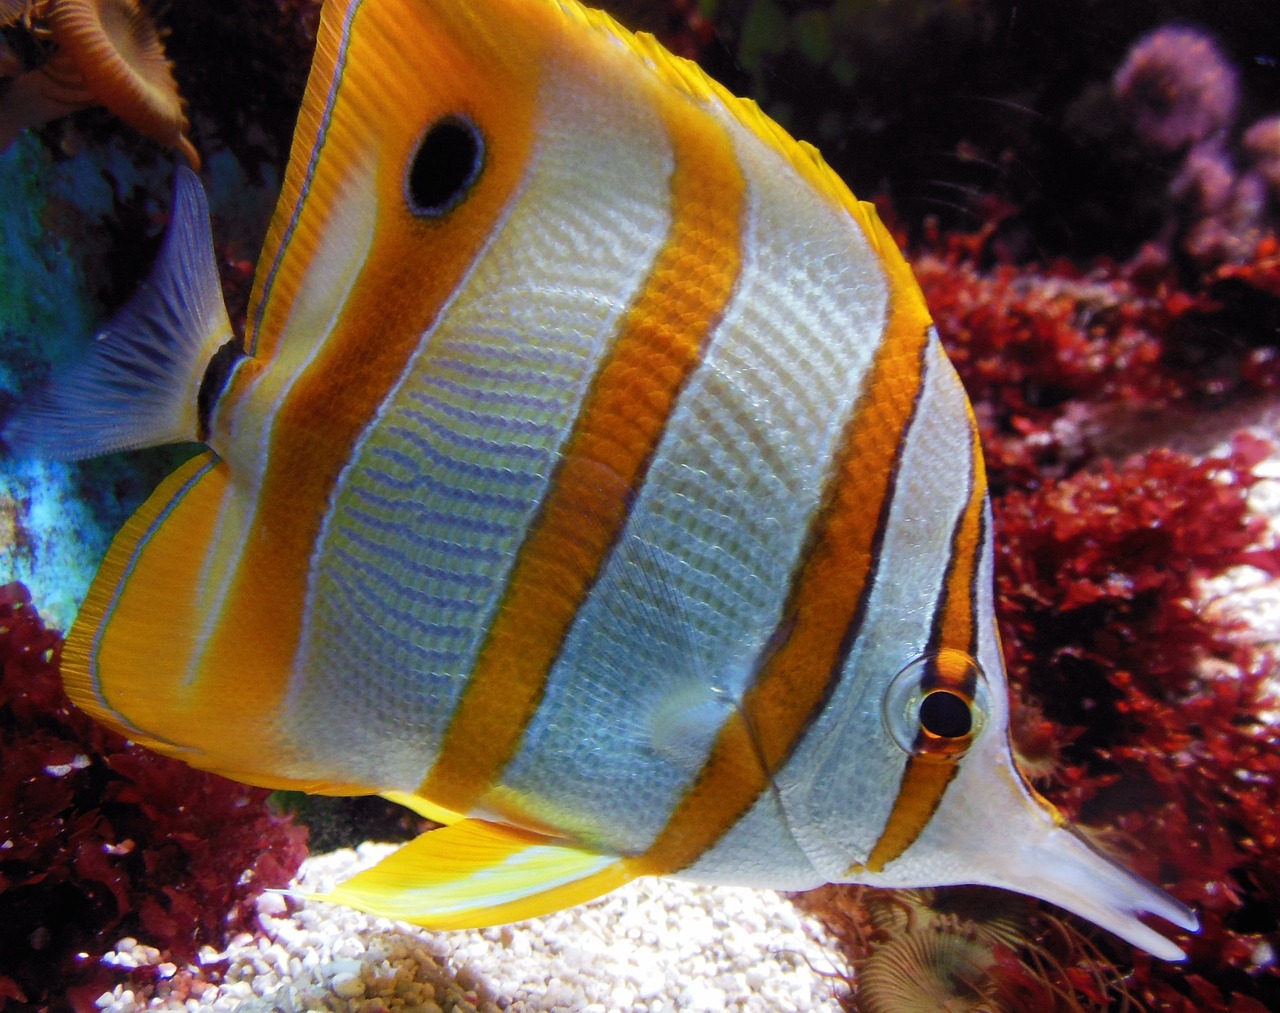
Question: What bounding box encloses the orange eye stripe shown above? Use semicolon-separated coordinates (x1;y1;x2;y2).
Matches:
864;419;989;873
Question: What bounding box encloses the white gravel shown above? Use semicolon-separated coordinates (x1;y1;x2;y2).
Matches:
91;843;849;1012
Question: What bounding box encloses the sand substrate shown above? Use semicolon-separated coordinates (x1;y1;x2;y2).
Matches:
91;843;849;1012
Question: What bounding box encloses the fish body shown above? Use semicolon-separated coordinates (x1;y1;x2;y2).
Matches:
8;0;1196;957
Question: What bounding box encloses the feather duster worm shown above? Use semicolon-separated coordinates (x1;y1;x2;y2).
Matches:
0;0;196;165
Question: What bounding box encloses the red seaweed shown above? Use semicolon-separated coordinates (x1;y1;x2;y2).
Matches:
0;584;308;1012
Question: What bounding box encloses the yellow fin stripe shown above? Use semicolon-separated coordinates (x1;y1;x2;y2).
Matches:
61;451;220;745
381;790;466;826
640;209;934;874
417;76;747;815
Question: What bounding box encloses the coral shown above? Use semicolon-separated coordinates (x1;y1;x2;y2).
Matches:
911;218;1280;494
0;583;308;1011
1112;27;1238;154
1245;117;1280;197
994;441;1280;976
1112;25;1280;268
0;0;195;165
3;1;1280;1010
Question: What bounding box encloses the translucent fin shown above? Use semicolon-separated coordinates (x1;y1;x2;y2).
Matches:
308;819;635;930
5;166;234;460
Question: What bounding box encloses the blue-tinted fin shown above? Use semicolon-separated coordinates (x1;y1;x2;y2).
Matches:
306;819;635;930
5;166;235;460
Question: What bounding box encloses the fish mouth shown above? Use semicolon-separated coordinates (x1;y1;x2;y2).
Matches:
846;743;1199;960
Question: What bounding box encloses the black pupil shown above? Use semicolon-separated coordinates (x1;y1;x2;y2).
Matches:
408;118;482;215
919;690;972;739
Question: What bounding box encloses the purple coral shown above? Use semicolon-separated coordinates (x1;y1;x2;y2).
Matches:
1245;116;1280;197
1113;25;1280;266
1113;26;1238;153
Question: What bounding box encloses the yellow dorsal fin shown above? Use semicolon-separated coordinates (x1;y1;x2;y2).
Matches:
550;0;886;238
308;819;635;929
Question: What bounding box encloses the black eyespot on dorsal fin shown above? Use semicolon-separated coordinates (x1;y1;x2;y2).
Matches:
406;116;485;217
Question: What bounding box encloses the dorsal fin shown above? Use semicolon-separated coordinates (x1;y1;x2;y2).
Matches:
549;0;893;245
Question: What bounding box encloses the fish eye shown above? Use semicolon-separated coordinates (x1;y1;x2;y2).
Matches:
919;688;972;739
406;116;484;217
883;650;988;758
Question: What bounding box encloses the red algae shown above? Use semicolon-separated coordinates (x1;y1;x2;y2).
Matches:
0;583;307;1012
995;440;1280;1003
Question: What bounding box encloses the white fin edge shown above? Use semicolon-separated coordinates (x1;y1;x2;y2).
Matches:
5;166;234;461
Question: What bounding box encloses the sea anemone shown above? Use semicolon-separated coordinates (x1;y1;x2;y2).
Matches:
0;0;197;166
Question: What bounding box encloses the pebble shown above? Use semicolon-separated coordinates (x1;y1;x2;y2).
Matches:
331;972;366;999
88;845;847;1012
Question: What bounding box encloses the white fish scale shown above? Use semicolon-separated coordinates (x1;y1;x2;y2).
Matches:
287;60;676;791
498;114;893;858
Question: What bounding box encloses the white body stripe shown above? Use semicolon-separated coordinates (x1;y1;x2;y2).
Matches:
496;96;894;855
285;56;676;789
689;334;973;884
186;167;379;689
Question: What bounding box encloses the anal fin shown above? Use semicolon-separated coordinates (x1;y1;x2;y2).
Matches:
308;819;635;929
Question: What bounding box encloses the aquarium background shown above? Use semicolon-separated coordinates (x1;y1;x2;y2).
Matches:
2;0;1280;1010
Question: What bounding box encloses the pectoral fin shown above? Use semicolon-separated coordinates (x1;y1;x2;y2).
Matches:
309;819;635;929
379;789;465;826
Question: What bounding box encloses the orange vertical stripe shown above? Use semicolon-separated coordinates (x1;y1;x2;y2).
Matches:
934;419;986;659
417;92;747;815
862;755;956;872
639;233;935;875
864;418;988;872
188;0;539;725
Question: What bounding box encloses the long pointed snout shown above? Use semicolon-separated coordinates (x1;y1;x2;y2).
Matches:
998;815;1198;960
877;742;1198;960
